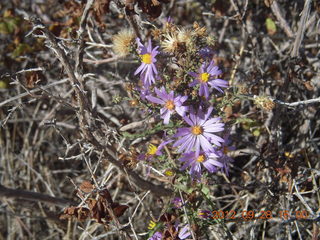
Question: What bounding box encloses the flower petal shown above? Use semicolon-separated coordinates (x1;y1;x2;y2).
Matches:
146;95;165;104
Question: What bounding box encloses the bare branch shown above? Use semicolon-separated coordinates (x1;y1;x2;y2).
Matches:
0;184;76;207
291;0;312;57
270;1;294;38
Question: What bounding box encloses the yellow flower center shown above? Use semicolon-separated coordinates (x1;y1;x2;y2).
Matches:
147;144;157;155
165;100;175;110
196;154;205;163
148;220;157;230
191;125;203;135
141;53;152;64
200;72;210;83
164;170;174;176
284;152;294;158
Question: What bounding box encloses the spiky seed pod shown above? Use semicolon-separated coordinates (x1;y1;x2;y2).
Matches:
254;96;275;111
112;29;135;57
177;28;193;48
206;35;216;46
151;28;162;40
161;32;179;53
193;21;207;37
164;22;178;35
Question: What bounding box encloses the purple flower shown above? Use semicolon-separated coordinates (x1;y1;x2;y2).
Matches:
166;16;173;24
135;38;159;87
178;225;191;240
198;210;213;219
138;86;151;101
146;87;188;125
148;231;162;240
172;197;184;209
198;47;215;60
173;107;225;156
189;60;228;99
216;133;235;176
179;151;223;179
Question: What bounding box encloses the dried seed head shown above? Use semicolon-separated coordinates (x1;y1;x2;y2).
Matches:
161;32;179;53
151;28;162;40
163;21;178;34
112;29;135;57
129;99;139;107
206;35;216;46
193;21;207;37
177;27;193;47
238;85;249;94
254;96;275;111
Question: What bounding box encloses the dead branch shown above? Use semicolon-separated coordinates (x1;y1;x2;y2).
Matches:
0;184;76;207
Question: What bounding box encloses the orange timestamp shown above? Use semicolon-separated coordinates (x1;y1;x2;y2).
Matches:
210;210;309;221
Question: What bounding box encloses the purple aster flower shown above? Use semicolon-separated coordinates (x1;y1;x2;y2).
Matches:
216;133;235;176
198;47;215;60
198;210;213;219
135;38;159;87
172;197;184;209
179;151;223;179
138;86;151;101
178;225;191;240
188;60;228;99
148;231;162;240
146;86;188;125
166;16;173;24
173;107;225;156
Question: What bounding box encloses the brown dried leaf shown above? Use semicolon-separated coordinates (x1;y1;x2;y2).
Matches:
304;81;314;91
59;206;77;219
112;204;129;218
60;206;90;221
98;189;113;204
163;225;178;240
87;198;98;210
159;213;177;223
92;200;107;223
76;207;90;221
79;180;94;193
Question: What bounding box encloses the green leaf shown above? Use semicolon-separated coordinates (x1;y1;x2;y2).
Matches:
0;21;9;34
0;17;20;34
266;18;277;35
252;129;261;137
175;184;193;193
6;18;19;33
0;80;8;89
201;186;210;198
12;43;32;57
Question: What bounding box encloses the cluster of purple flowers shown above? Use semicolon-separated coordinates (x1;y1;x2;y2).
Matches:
134;37;233;180
149;224;190;240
